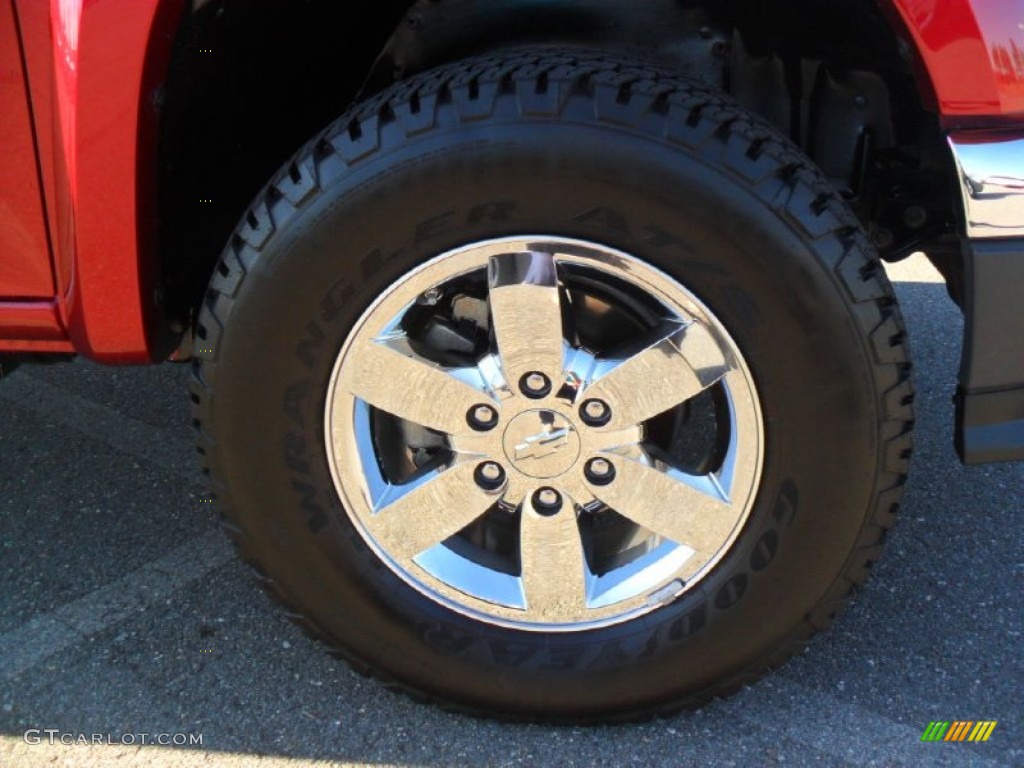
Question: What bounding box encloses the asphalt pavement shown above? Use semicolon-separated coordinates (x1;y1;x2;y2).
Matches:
0;254;1020;767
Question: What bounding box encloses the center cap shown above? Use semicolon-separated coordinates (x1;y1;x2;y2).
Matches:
502;409;581;479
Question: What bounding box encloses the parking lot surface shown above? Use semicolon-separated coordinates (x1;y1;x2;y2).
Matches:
1;255;1020;767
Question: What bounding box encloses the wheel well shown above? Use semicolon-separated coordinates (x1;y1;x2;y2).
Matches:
156;0;413;325
155;0;963;330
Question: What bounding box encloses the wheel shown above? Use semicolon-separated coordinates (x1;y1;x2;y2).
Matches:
191;50;914;721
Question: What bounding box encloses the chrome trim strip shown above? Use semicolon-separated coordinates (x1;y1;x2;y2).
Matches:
948;131;1024;238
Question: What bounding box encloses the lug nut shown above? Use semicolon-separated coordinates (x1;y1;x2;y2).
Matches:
520;372;552;399
467;403;499;431
585;457;616;486
474;461;506;491
532;487;563;516
580;398;611;427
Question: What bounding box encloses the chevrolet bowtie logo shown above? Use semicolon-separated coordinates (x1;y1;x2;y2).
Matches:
513;427;571;462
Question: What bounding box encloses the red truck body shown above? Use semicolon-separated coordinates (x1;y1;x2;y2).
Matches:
1;0;183;359
891;0;1024;117
0;0;1021;361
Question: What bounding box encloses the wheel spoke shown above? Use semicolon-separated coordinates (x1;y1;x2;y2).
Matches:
587;448;737;565
488;251;567;389
519;498;589;621
582;320;730;430
367;462;498;560
339;334;493;436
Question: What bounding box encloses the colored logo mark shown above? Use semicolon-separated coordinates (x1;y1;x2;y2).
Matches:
920;721;997;742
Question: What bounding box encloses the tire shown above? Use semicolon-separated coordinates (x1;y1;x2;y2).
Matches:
191;49;914;722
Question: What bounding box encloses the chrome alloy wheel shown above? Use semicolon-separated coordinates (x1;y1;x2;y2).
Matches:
325;237;763;631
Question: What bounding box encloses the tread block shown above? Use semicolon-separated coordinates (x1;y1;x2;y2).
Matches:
784;182;845;239
836;251;891;302
869;312;909;365
278;156;319;207
719;133;781;183
515;76;567;117
592;82;635;125
664;98;731;149
239;202;274;249
881;376;915;420
883;429;914;474
451;79;501;121
329;114;382;163
393;91;440;136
